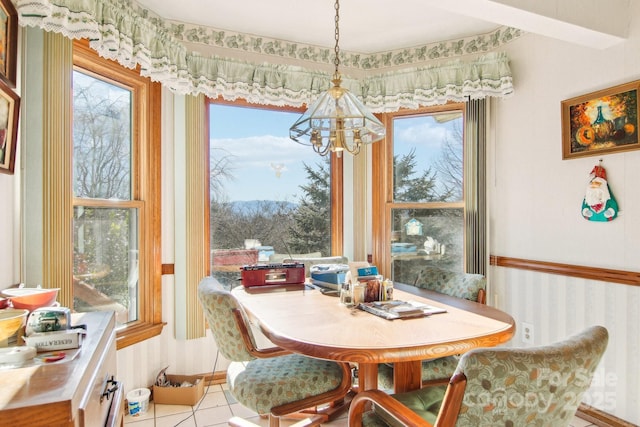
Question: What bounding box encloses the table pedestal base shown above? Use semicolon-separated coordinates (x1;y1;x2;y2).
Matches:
358;360;422;393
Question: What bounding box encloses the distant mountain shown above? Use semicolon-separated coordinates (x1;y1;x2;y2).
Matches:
227;200;298;214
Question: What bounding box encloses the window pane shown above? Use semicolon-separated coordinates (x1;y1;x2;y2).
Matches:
393;112;463;203
209;104;331;287
390;208;463;284
73;206;139;326
73;70;132;200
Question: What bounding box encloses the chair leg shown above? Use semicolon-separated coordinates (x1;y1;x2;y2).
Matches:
268;414;280;427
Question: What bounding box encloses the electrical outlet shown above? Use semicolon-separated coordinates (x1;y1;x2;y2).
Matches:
522;322;534;344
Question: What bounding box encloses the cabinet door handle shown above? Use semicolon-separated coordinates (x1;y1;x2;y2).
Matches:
101;376;119;403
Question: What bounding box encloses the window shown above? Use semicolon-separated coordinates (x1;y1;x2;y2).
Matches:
373;104;469;283
72;40;162;347
208;100;342;286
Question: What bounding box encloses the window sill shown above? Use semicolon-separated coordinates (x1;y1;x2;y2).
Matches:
116;321;166;350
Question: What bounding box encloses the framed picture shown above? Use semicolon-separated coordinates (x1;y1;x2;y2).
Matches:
0;79;19;174
0;0;17;87
561;80;639;160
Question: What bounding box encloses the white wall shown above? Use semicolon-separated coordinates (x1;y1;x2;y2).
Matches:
0;174;18;287
488;2;640;422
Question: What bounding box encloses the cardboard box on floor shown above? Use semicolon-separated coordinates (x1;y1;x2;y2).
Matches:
153;374;205;406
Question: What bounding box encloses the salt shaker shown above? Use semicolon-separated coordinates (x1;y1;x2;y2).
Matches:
340;282;352;306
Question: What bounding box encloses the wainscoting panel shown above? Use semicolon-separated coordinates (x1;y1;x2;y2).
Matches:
489;265;640;424
117;276;231;392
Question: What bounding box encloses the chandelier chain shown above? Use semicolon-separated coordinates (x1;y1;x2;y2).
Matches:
334;0;340;75
288;0;385;156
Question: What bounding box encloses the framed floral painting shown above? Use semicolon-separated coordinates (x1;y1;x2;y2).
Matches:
0;78;19;174
561;80;639;159
0;0;17;87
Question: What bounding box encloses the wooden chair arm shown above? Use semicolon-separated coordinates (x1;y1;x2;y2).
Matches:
232;308;291;358
477;288;486;305
348;389;434;427
434;372;467;426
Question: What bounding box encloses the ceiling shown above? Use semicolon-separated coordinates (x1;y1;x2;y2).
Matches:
135;0;496;53
135;0;628;54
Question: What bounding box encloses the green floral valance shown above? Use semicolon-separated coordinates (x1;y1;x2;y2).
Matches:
361;53;513;111
15;0;514;110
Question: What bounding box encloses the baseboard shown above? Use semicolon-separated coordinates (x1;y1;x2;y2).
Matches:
201;370;227;386
577;404;638;427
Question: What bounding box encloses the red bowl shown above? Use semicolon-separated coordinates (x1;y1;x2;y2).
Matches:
0;297;8;309
2;288;59;312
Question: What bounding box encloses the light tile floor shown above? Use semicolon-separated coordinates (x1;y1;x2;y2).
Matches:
124;382;599;427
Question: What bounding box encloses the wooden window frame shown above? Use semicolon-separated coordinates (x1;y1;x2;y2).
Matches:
372;103;466;279
73;40;163;349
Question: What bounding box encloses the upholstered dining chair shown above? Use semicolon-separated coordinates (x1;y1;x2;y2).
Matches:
378;267;487;390
350;325;609;427
197;277;352;427
411;266;487;305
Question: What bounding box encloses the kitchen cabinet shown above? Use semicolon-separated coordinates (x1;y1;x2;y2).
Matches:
0;311;122;426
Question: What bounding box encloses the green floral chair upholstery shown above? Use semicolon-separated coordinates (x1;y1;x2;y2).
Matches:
411;266;486;304
350;325;609;427
379;267;487;390
197;277;352;427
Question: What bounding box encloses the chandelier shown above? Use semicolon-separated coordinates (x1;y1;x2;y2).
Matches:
289;0;386;157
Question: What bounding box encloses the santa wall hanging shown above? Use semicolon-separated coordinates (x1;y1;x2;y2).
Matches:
581;162;618;222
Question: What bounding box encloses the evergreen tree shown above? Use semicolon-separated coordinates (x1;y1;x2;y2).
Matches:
393;147;452;202
287;158;331;256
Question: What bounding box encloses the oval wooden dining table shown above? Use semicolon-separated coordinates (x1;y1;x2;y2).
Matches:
232;282;515;393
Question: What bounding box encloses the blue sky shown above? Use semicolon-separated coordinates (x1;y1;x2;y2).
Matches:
209;104;462;202
394;115;456;159
210;104;319;203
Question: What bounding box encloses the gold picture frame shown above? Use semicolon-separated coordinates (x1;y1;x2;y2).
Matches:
0;78;20;174
561;80;639;160
0;0;16;87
